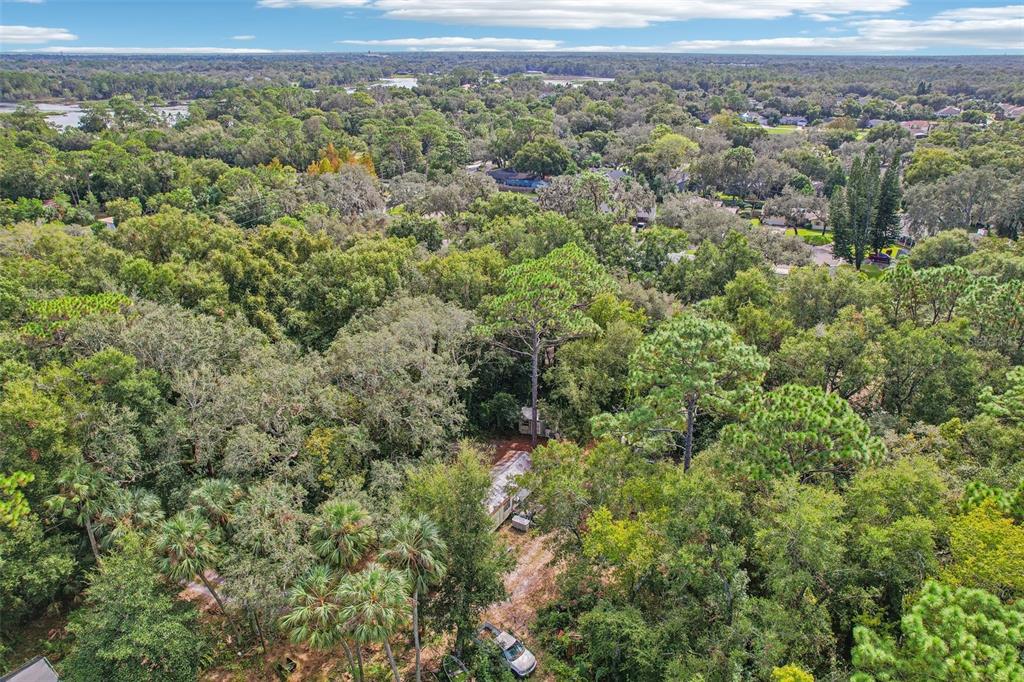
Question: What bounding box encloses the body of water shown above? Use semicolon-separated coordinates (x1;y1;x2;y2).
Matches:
541;76;615;87
344;76;420;94
0;102;191;129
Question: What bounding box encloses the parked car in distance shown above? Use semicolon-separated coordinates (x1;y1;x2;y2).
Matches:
477;623;537;677
868;252;891;264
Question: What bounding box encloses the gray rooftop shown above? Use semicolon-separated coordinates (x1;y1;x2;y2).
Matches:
1;657;59;682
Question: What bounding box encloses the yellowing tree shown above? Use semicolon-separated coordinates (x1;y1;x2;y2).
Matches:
307;142;376;177
944;500;1024;600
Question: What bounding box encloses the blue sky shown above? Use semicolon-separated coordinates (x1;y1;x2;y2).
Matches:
1;0;1022;54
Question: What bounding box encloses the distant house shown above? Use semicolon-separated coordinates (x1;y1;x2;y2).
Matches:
740;111;768;126
599;168;628;182
487;169;548;191
865;118;890;129
779;115;808;127
935;105;962;118
763;215;787;227
669;169;690;192
1;657;60;682
899;120;933;138
996;103;1024;120
634;206;656;228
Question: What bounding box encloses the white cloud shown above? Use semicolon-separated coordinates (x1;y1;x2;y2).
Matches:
0;24;77;44
331;4;1024;54
262;0;907;29
7;0;46;4
340;36;562;50
669;4;1024;52
20;46;308;54
232;35;257;40
935;5;1023;20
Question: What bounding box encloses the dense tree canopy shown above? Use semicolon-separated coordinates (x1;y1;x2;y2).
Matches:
1;52;1022;682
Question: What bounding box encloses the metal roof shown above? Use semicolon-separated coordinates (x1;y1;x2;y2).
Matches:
1;657;60;682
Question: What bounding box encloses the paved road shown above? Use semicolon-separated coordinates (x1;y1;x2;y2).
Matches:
812;243;841;267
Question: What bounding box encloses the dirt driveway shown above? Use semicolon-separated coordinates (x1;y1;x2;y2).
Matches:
482;527;565;681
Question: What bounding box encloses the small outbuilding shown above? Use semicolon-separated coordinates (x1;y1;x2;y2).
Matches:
1;657;60;682
486;450;532;530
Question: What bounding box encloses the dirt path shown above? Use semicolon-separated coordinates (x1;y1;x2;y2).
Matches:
483;529;560;636
482;528;565;681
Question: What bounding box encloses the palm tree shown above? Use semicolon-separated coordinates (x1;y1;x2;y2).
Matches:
338;563;409;682
156;510;243;645
279;565;359;681
310;499;376;570
381;514;448;682
47;459;112;564
97;487;164;549
189;478;242;529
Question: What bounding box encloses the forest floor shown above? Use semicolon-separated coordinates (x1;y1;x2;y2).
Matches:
199;527;565;681
485;435;544;464
483;528;560;639
199;436;564;681
481;527;565;682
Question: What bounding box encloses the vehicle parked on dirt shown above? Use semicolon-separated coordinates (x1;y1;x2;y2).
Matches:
868;252;891;264
477;623;537;677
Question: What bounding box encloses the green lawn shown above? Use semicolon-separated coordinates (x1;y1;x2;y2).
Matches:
755;221;834;245
766;125;802;135
742;123;802;135
789;227;831;239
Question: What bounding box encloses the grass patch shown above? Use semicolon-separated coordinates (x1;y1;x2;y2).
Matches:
788;228;833;246
742;123;802;135
761;223;834;245
765;125;802;135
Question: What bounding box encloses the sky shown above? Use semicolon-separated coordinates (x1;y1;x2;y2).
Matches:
1;0;1022;55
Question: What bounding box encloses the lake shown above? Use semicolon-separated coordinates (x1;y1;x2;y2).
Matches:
344;76;420;94
541;75;615;87
0;101;191;129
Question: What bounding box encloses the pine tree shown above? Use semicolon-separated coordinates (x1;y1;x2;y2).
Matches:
871;153;902;252
832;147;886;270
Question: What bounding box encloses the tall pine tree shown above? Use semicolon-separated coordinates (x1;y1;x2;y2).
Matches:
871;153;902;252
831;147;898;270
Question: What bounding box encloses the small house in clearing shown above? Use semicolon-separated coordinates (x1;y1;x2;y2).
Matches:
996;103;1024;120
518;406;558;439
740;111;768;126
899;120;933;138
